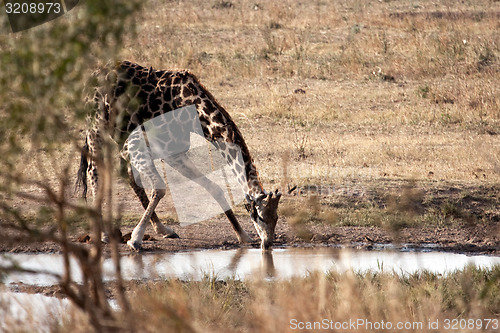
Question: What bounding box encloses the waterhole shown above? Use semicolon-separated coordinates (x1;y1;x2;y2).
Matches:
2;246;500;286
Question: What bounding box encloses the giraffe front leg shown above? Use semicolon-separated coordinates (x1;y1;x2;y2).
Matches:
166;152;254;245
127;162;179;239
224;209;253;244
237;230;253;244
152;217;179;239
127;188;166;251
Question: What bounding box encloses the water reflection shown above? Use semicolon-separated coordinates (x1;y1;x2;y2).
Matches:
261;250;276;278
227;248;246;272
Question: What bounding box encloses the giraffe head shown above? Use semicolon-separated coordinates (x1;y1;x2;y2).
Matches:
246;190;281;250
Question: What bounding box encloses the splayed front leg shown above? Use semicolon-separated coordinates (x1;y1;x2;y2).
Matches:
224;209;253;244
127;164;179;239
166;152;254;245
237;230;253;244
127;188;166;251
152;219;180;239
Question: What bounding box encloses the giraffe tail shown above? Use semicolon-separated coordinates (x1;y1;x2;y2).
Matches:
75;137;89;200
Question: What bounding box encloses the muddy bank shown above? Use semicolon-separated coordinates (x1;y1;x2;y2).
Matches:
1;217;498;255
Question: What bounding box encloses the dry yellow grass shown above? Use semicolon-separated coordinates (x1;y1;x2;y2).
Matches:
9;0;498;202
9;266;495;333
8;0;499;229
111;0;500;192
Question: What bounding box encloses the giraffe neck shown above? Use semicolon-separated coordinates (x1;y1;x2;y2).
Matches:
210;115;265;200
237;141;266;199
184;72;266;200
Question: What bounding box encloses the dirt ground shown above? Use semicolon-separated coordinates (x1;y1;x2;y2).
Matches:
2;219;499;255
2;176;500;255
2;182;499;255
3;0;500;260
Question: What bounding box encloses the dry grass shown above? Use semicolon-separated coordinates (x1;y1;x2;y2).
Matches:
123;267;500;333
110;0;500;191
11;0;499;215
2;0;497;241
6;265;497;332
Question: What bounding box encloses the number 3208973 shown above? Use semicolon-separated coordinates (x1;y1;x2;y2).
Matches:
443;318;499;330
5;2;61;14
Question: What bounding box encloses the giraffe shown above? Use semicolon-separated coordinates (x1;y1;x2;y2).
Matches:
76;61;281;250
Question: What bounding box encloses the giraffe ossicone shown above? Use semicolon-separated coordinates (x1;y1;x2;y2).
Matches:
76;61;281;251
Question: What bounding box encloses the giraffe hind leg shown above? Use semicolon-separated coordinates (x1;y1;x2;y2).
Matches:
127;164;179;239
126;149;171;250
127;187;165;250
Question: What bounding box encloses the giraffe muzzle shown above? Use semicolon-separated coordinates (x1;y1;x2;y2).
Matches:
262;238;273;250
248;190;281;250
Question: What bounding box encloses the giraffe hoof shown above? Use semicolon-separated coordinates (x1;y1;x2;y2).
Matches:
127;240;142;251
239;234;254;244
154;224;178;237
101;234;110;244
163;232;180;239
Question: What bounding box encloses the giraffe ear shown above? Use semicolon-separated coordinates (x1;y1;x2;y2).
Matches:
255;193;267;202
245;194;253;204
274;189;282;201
